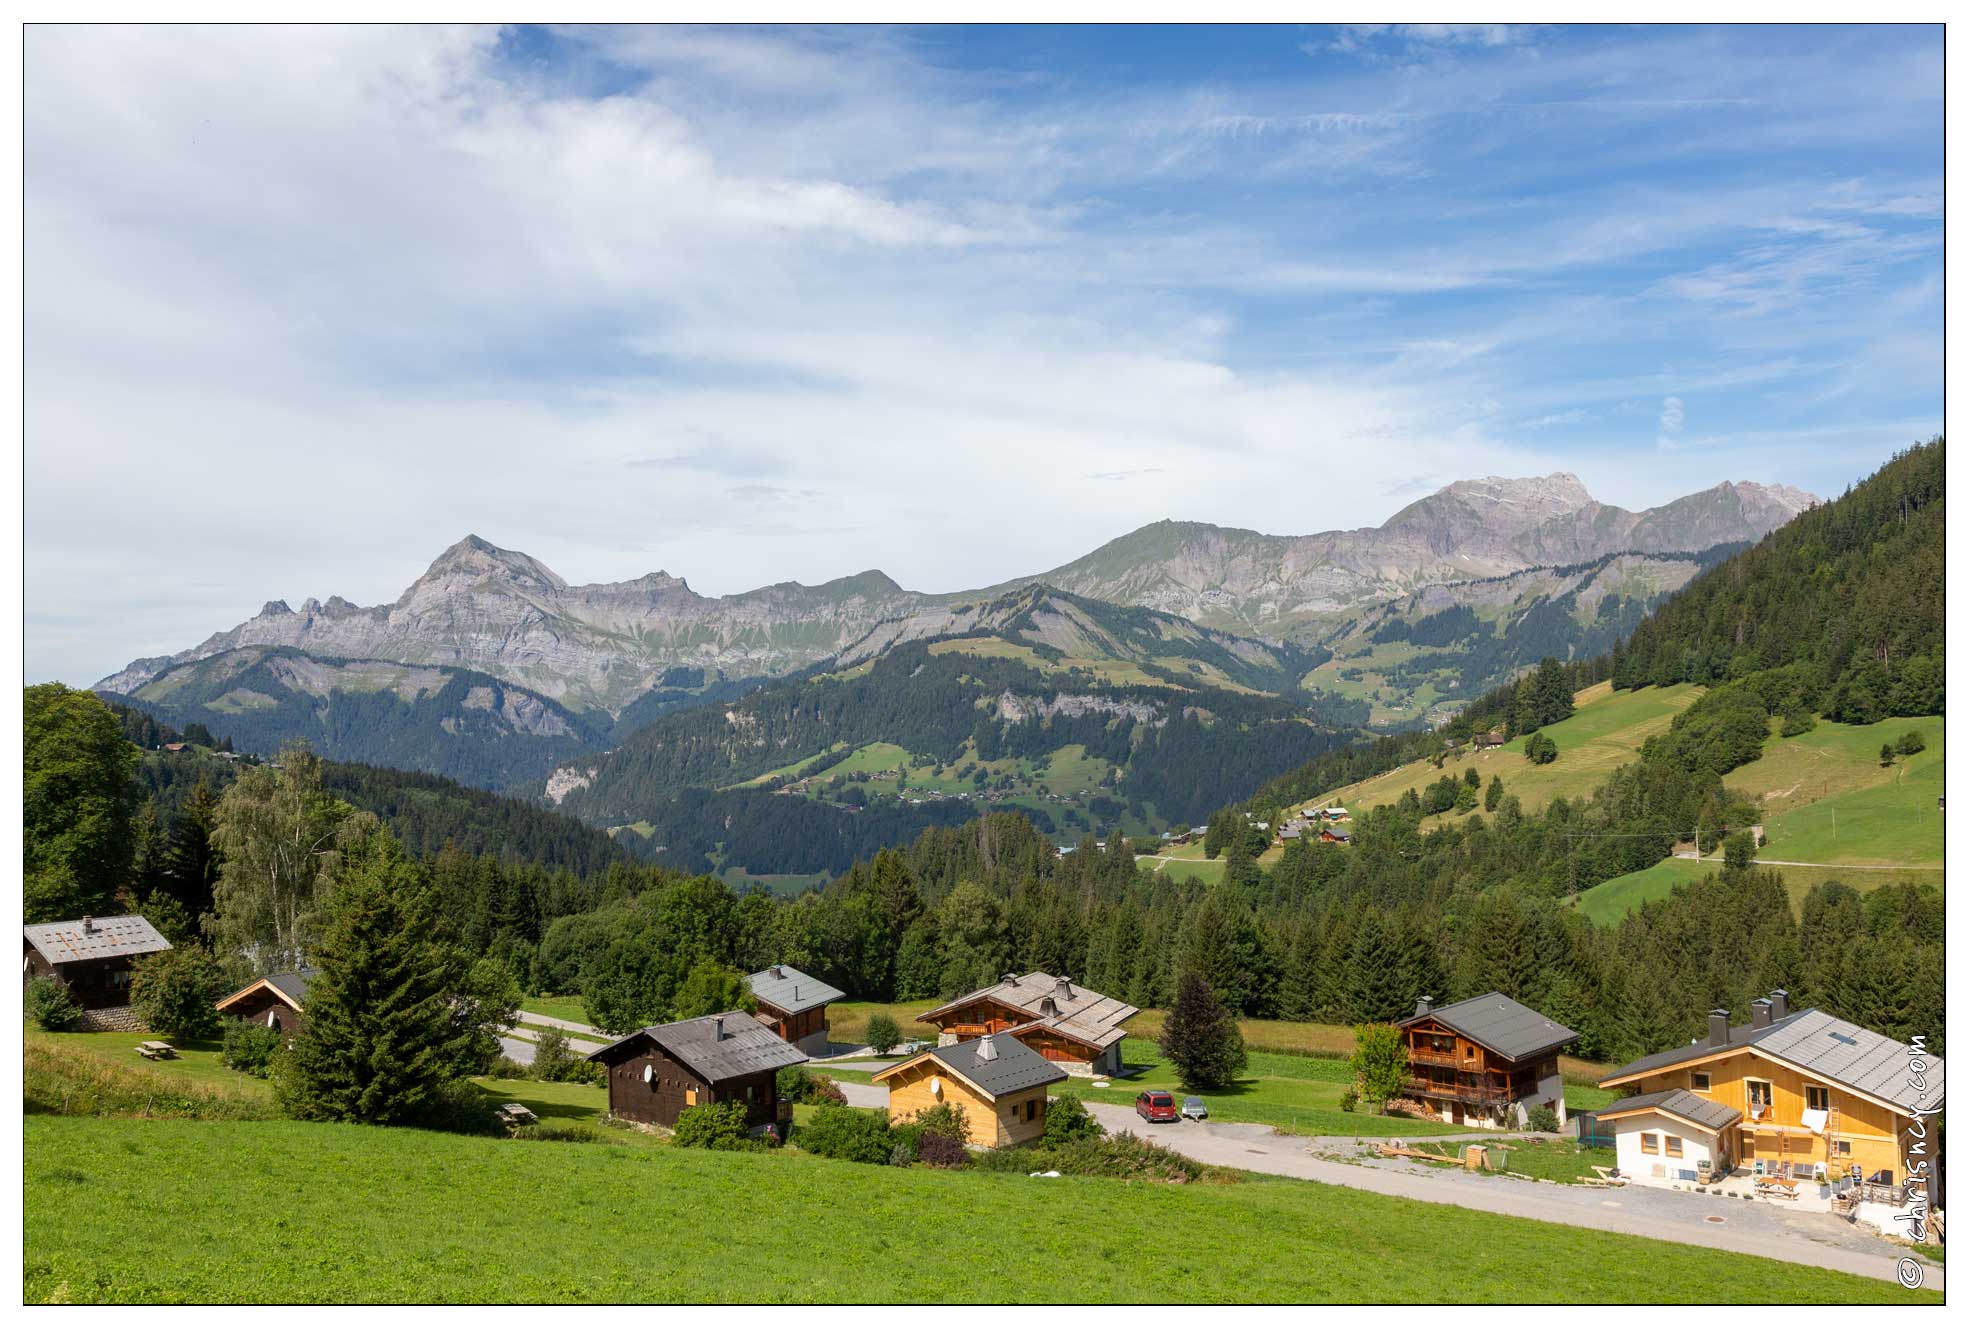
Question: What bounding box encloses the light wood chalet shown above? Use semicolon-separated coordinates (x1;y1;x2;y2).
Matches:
745;964;844;1055
214;970;311;1035
1398;993;1575;1127
872;1033;1068;1147
916;971;1136;1077
1597;990;1944;1224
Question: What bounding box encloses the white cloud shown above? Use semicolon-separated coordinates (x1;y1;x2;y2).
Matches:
1656;395;1686;450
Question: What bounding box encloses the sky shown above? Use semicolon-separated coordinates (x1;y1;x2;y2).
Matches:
25;23;1943;686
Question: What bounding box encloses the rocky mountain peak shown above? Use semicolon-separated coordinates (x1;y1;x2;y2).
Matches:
410;535;569;596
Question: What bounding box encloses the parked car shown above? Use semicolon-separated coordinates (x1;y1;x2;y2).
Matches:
1136;1090;1179;1123
1181;1096;1208;1121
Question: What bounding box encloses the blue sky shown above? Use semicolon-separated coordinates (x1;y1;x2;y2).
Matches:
26;23;1941;684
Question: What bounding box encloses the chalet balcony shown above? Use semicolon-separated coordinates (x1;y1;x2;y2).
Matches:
1407;1049;1472;1069
1404;1077;1508;1105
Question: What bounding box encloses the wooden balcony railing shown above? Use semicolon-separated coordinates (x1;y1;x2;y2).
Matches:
1407;1049;1470;1068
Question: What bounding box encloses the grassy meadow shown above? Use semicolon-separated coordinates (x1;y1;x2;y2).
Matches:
1311;681;1703;825
24;1113;1937;1304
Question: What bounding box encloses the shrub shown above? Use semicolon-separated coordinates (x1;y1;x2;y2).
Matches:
888;1140;917;1167
797;1104;895;1164
221;1019;284;1078
1880;743;1897;767
1897;729;1928;756
1780;707;1817;737
1040;1092;1102;1146
775;1064;848;1105
976;1131;1223;1183
918;1131;970;1168
487;1055;531;1080
529;1027;602;1084
25;977;80;1032
1339;1088;1359;1113
129;945;232;1040
909;1100;971;1144
1525;1104;1561;1134
1523;732;1559;764
865;1012;902;1055
405;1078;507;1137
1350;1023;1408;1107
673;1099;752;1150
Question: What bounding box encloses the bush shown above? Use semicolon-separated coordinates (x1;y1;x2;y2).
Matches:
974;1131;1223;1183
1339;1088;1359;1113
1780;707;1817;737
909;1100;971;1144
529;1027;601;1084
129;945;232;1040
1523;732;1559;764
1897;729;1927;756
1040;1091;1103;1146
487;1055;531;1080
776;1064;848;1106
221;1019;284;1078
1350;1023;1408;1107
797;1104;896;1164
888;1140;918;1168
509;1121;608;1145
1525;1104;1561;1134
407;1078;507;1136
865;1012;902;1055
25;977;80;1032
918;1131;970;1168
673;1099;752;1151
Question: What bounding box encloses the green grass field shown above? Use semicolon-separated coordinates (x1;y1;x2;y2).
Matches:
1068;1039;1471;1138
1569;716;1944;925
1314;682;1702;826
521;995;595;1026
23;1115;1934;1303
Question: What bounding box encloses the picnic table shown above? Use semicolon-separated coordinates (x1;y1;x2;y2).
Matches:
497;1102;538;1127
1755;1176;1799;1200
137;1040;178;1060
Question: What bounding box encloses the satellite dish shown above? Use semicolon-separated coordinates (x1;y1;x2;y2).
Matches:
930;1076;941;1098
267;1010;279;1030
642;1064;655;1085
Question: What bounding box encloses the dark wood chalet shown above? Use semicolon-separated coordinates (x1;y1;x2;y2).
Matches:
23;915;171;1010
1397;993;1577;1128
589;1010;810;1132
745;964;845;1055
214;971;312;1035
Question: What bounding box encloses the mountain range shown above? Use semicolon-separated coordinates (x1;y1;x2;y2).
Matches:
98;474;1815;716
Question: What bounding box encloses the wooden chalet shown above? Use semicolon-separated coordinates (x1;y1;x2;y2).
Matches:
745;963;844;1055
1398;993;1575;1128
873;1033;1068;1147
588;1010;809;1132
916;971;1136;1077
1596;991;1945;1229
214;970;311;1035
23;915;171;1011
1318;827;1351;844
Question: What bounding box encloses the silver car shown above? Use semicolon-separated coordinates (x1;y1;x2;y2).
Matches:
1180;1096;1208;1121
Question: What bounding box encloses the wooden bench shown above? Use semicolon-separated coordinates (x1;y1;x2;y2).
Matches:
497;1103;539;1127
137;1040;178;1061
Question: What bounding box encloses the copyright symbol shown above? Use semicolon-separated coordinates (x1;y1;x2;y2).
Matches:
1895;1257;1923;1289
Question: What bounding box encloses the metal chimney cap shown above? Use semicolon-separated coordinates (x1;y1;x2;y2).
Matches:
976;1034;999;1062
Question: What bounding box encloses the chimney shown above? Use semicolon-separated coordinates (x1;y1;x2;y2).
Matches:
1039;996;1059;1018
793;984;800;1001
81;915;94;935
769;965;783;980
1769;989;1788;1021
1415;995;1434;1018
713;1015;727;1041
1751;997;1772;1030
1000;972;1018;986
1054;975;1074;1002
976;1034;998;1062
1708;1009;1731;1047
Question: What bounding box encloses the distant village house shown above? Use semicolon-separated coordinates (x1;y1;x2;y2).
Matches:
214;970;312;1035
23;915;171;1025
916;971;1137;1077
745;963;844;1055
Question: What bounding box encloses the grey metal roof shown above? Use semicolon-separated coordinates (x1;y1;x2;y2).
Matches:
24;915;172;965
1403;992;1576;1061
1601;1007;1944;1114
265;971;312;1006
877;1034;1068;1100
587;1010;809;1083
745;964;844;1017
1598;1088;1743;1133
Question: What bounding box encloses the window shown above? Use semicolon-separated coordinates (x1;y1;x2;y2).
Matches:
1665;1135;1684;1158
1805;1085;1830;1113
1833;1139;1852;1158
1640;1133;1659;1155
1746;1080;1773;1117
1690;1071;1711;1092
685;1088;698;1106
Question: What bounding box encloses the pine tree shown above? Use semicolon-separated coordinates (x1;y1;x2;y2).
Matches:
1485;775;1504;812
276;835;494;1125
1160;971;1247;1091
1346;909;1409;1023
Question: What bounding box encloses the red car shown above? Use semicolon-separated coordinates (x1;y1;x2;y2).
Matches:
1136;1090;1180;1123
